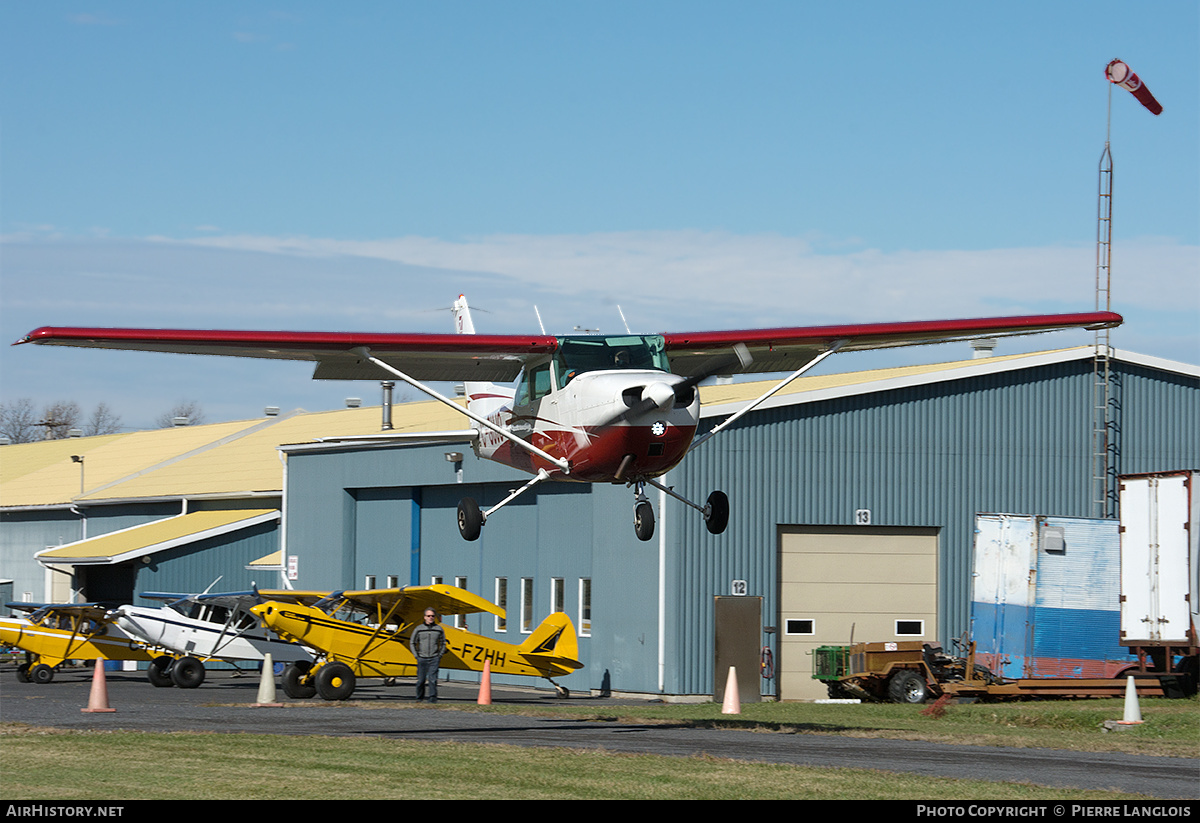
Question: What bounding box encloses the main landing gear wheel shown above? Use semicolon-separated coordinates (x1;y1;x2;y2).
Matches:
457;497;483;541
147;655;175;687
282;661;317;699
634;499;655;542
315;661;356;701
704;491;730;535
170;655;206;689
30;663;55;684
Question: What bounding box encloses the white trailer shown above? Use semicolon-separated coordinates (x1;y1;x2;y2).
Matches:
1118;470;1199;692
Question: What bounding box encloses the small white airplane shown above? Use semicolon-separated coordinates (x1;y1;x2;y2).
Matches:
16;300;1121;542
113;588;312;688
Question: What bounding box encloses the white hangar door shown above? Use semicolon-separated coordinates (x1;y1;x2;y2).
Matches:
777;526;939;701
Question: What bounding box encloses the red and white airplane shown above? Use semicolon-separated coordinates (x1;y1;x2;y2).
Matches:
16;300;1120;542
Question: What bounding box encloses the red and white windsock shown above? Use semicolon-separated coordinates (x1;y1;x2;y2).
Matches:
1105;59;1163;115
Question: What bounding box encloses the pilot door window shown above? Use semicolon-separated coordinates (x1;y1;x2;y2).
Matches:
515;362;554;406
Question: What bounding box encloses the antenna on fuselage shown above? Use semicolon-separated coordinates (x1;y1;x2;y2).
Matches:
534;305;546;334
617;306;632;334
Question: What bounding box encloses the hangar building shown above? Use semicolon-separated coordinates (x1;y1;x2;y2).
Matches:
3;345;1197;701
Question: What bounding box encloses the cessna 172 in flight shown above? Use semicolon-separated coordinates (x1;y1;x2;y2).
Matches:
16;300;1121;542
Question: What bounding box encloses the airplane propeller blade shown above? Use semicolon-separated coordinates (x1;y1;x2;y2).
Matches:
599;343;752;429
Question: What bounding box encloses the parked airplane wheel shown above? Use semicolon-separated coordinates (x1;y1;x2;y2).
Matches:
634;500;655;541
282;661;317;699
29;663;54;684
315;661;356;701
887;669;928;704
457;497;483;541
170;655;206;689
704;491;730;535
147;655;175;687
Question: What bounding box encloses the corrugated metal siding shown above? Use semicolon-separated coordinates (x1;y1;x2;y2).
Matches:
666;358;1199;695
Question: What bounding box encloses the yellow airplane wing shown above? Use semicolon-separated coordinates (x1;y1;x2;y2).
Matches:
257;585;505;625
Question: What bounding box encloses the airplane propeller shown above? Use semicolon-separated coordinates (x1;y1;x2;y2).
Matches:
600;343;752;428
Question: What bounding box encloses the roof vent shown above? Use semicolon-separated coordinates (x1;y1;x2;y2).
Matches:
971;338;997;359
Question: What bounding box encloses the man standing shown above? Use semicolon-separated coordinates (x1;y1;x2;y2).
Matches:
410;608;446;702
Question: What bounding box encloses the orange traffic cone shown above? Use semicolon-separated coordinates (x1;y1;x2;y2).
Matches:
721;666;740;714
477;658;492;705
81;659;116;713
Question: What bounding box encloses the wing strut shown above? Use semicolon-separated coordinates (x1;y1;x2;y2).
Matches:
688;340;847;453
352;348;571;474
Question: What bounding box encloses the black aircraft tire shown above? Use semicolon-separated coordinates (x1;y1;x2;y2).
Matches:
30;663;55;684
170;655;206;689
315;661;356;701
634;500;655;542
147;655;175;687
704;491;730;535
457;498;483;541
282;661;317;699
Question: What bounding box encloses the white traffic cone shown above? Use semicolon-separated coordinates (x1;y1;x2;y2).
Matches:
254;653;282;707
721;666;740;715
1120;675;1143;725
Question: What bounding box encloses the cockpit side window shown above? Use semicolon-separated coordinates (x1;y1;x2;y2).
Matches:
514;360;555;406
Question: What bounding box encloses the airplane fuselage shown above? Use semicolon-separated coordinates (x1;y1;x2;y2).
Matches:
114;605;312;663
467;334;700;482
251;601;578;680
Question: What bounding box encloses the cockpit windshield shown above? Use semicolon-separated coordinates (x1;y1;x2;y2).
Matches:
554;335;668;387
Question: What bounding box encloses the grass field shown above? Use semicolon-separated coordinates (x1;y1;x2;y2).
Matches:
2;696;1195;800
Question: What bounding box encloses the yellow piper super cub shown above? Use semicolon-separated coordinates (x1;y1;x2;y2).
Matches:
1;602;157;683
251;584;583;700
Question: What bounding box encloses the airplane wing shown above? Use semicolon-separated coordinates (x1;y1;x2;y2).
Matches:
340;585;506;624
258;585;505;623
661;311;1123;376
7;602;115;623
15;327;559;383
16;311;1120;381
139;590;263;612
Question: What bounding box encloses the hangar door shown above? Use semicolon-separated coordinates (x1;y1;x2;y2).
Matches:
777;526;939;701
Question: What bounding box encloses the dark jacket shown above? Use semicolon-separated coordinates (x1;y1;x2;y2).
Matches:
410;622;446;659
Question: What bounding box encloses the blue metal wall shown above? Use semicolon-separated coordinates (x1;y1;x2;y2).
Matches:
283;354;1199;697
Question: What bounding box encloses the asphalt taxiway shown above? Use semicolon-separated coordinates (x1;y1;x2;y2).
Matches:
1;665;1195;799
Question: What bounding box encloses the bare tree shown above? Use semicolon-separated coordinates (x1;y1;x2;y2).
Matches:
156;400;206;428
0;399;126;442
39;400;82;439
83;402;123;437
0;398;39;443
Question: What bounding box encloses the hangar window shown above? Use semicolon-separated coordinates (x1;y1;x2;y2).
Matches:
785;619;815;635
521;577;534;633
550;577;564;615
455;577;468;628
895;620;925;637
364;576;376;590
494;577;507;632
578;578;592;637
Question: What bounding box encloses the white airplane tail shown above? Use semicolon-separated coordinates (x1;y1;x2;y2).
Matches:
452;296;512;425
452;294;476;335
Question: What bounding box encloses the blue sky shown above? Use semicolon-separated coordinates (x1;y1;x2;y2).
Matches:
2;2;1197;430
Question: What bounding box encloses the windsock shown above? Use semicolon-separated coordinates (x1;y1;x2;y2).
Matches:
1105;59;1163;115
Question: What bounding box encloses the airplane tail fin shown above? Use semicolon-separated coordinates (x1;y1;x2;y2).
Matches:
518;612;584;674
452;294;476;335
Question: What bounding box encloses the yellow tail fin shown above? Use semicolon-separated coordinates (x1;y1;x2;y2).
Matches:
519;612;583;672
